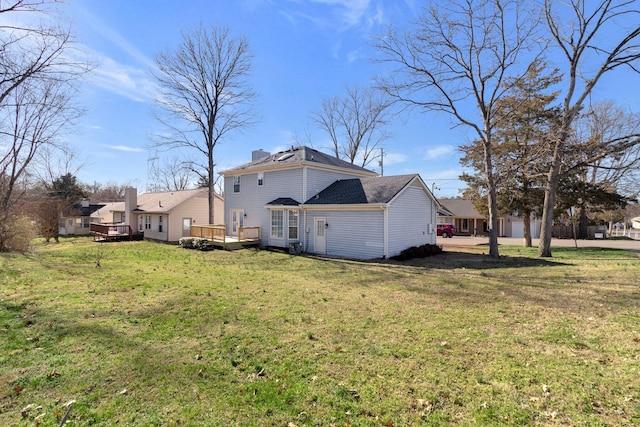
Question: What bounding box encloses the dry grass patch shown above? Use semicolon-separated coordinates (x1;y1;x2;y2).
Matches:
1;237;639;426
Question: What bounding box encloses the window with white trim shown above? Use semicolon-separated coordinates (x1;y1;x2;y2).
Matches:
233;176;241;193
288;210;299;240
257;172;264;187
271;210;283;238
158;215;163;232
145;215;151;230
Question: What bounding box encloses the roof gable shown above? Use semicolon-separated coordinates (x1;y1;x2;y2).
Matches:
220;146;377;176
69;203;105;217
304;174;423;205
439;199;484;218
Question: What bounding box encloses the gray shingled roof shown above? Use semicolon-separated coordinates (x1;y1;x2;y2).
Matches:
221;146;376;175
267;197;301;206
438;198;484;218
70;203;105;217
304;174;419;205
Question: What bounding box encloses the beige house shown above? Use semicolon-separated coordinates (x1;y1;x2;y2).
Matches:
438;198;542;238
437;199;488;236
91;188;223;242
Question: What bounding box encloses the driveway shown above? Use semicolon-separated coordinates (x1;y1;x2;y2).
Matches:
437;236;640;254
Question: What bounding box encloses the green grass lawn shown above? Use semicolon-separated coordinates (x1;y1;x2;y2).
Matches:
1;237;639;426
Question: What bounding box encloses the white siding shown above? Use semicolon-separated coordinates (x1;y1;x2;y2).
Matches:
305;209;384;259
387;185;436;257
224;168;304;247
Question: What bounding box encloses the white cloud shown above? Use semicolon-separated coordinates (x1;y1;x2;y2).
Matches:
310;0;370;27
281;0;378;31
86;55;157;102
72;4;158;102
424;145;455;160
107;145;145;153
79;7;155;70
383;151;407;165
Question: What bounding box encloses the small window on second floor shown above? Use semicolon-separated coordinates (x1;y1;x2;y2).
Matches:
257;172;264;187
233;176;241;193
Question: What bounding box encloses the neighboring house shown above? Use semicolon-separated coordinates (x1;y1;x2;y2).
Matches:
438;199;488;236
632;217;640;229
91;188;223;243
220;146;439;259
438;198;541;238
59;200;105;236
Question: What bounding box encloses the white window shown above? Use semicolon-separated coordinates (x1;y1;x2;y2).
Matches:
257;172;264;187
288;210;299;240
271;210;283;238
233;176;241;193
145;215;151;230
82;217;90;228
158;215;163;232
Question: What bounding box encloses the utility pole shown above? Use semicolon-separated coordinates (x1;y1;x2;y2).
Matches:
379;147;384;176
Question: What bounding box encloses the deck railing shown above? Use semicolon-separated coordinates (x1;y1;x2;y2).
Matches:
90;222;133;238
239;226;260;240
190;224;226;240
190;225;260;243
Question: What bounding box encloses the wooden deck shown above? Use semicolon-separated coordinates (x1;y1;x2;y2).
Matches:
90;223;142;241
190;224;261;250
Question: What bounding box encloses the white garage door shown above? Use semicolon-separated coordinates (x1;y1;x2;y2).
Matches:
511;219;524;238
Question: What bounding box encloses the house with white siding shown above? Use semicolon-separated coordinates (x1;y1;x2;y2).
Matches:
220;146;439;259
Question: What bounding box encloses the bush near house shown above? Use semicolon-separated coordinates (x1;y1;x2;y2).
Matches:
391;243;443;261
178;237;214;250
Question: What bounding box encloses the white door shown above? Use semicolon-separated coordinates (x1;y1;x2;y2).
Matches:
231;209;244;236
182;218;192;237
314;217;326;254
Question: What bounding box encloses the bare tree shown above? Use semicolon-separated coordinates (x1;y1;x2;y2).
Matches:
147;156;196;192
86;182;129;202
152;24;256;224
376;0;540;257
312;85;393;167
33;141;86;186
537;0;640;257
0;1;87;251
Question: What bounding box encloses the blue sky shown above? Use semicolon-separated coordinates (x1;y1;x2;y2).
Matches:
63;0;638;198
64;0;466;197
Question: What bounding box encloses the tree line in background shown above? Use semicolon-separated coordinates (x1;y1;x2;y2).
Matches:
1;0;639;257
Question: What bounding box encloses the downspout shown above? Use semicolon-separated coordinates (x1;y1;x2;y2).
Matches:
302;166;308;252
303;208;308;253
302;165;308;201
383;205;389;259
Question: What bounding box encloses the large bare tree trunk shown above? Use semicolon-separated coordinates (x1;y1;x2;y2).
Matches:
522;209;532;248
483;139;499;257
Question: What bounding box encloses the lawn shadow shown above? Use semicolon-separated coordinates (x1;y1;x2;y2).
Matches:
304;248;566;271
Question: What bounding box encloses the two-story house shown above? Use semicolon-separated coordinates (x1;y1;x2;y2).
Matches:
220;146;439;259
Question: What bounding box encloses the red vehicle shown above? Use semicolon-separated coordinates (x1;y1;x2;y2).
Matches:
437;223;456;238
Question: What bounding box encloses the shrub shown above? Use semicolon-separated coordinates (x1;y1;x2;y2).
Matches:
179;237;214;251
0;215;37;253
391;243;443;261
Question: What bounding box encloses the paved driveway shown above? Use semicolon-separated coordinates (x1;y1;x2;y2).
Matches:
437;236;640;254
